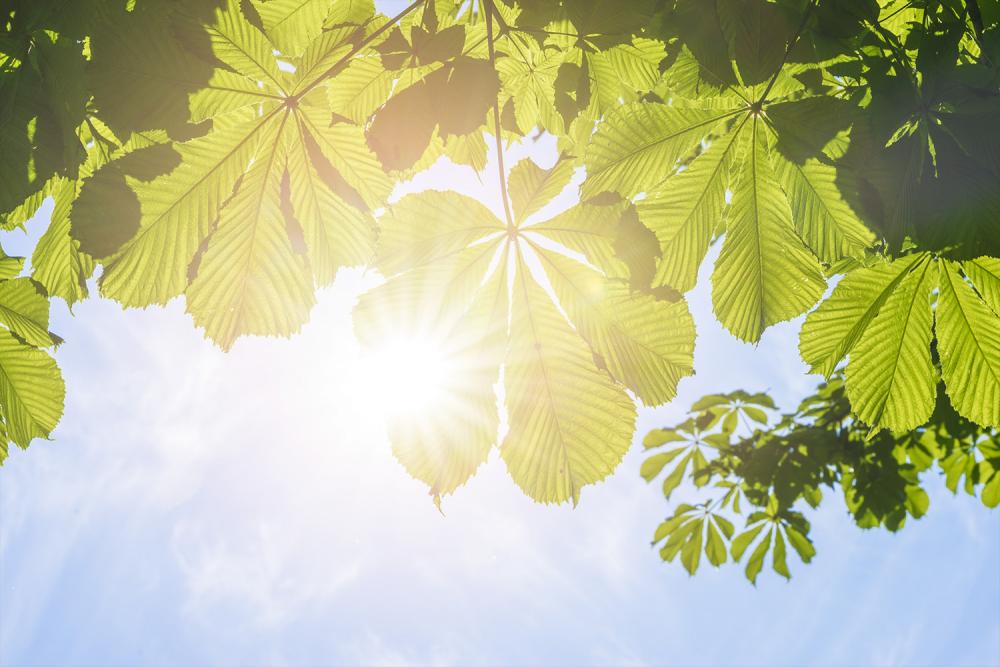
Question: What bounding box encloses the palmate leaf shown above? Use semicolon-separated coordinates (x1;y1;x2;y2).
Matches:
496;33;567;136
584;93;862;342
583;7;876;343
355;158;695;503
801;253;1000;433
84;0;388;350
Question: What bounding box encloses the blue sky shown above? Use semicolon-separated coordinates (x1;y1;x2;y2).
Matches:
2;38;999;667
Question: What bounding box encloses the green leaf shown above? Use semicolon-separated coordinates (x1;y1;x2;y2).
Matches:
982;472;1000;509
391;267;507;498
730;521;766;560
285;115;376;285
936;260;1000;428
509;158;575;224
660;518;700;562
504;268;636;504
784;525;815;563
742;406;769;424
90;4;389;348
185;119;315;350
640;447;687;481
0;249;23;281
680;518;704;574
643;428;688;449
638;127;741;293
0;279;58;348
705;518;728;566
714;514;735;540
963;257;1000;316
327;55;395;124
496;37;566;136
539;251;695;405
653;511;691;545
772;527;791;579
905;484;930;518
711;122;826;342
744;527;772;585
0;329;65;452
358;185;682;504
800;254;924;378
771;155;874;264
253;0;333;57
845;256;937;433
31;180;94;307
690;394;730;411
660;450;693;499
583;103;739;199
100;112;268;308
89;2;213;136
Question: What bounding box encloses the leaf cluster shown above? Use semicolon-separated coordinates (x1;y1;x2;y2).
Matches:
642;374;999;583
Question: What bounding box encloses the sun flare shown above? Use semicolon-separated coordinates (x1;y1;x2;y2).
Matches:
361;335;457;417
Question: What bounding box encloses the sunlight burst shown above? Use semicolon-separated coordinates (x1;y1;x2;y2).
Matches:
361;335;456;417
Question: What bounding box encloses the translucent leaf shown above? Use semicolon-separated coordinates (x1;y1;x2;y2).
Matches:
744;527;772;584
846;257;937;433
508;158;575;224
503;268;636;504
0;330;64;452
100;113;267;307
583;104;737;199
253;0;333;57
711;123;825;342
185;120;315;350
964;257;1000;316
800;254;924;378
638;128;741;293
705;519;727;566
0;279;58;348
540;252;695;405
772;528;790;579
32;180;94;307
784;525;815;563
936;260;1000;428
772;155;874;264
731;522;766;560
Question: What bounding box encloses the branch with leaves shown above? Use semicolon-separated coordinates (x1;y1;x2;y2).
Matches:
643;373;999;583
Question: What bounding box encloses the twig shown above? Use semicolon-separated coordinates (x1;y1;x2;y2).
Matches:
758;0;818;105
485;0;515;230
293;0;426;101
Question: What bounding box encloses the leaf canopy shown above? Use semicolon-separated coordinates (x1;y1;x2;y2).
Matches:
0;0;998;518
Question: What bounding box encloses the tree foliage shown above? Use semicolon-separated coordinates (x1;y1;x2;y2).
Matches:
0;0;997;528
643;373;998;583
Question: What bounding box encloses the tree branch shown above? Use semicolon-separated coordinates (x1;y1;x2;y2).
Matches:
292;0;425;101
485;0;515;231
759;0;818;105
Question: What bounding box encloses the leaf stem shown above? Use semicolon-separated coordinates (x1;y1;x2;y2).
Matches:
485;0;515;231
758;0;818;105
293;0;426;100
